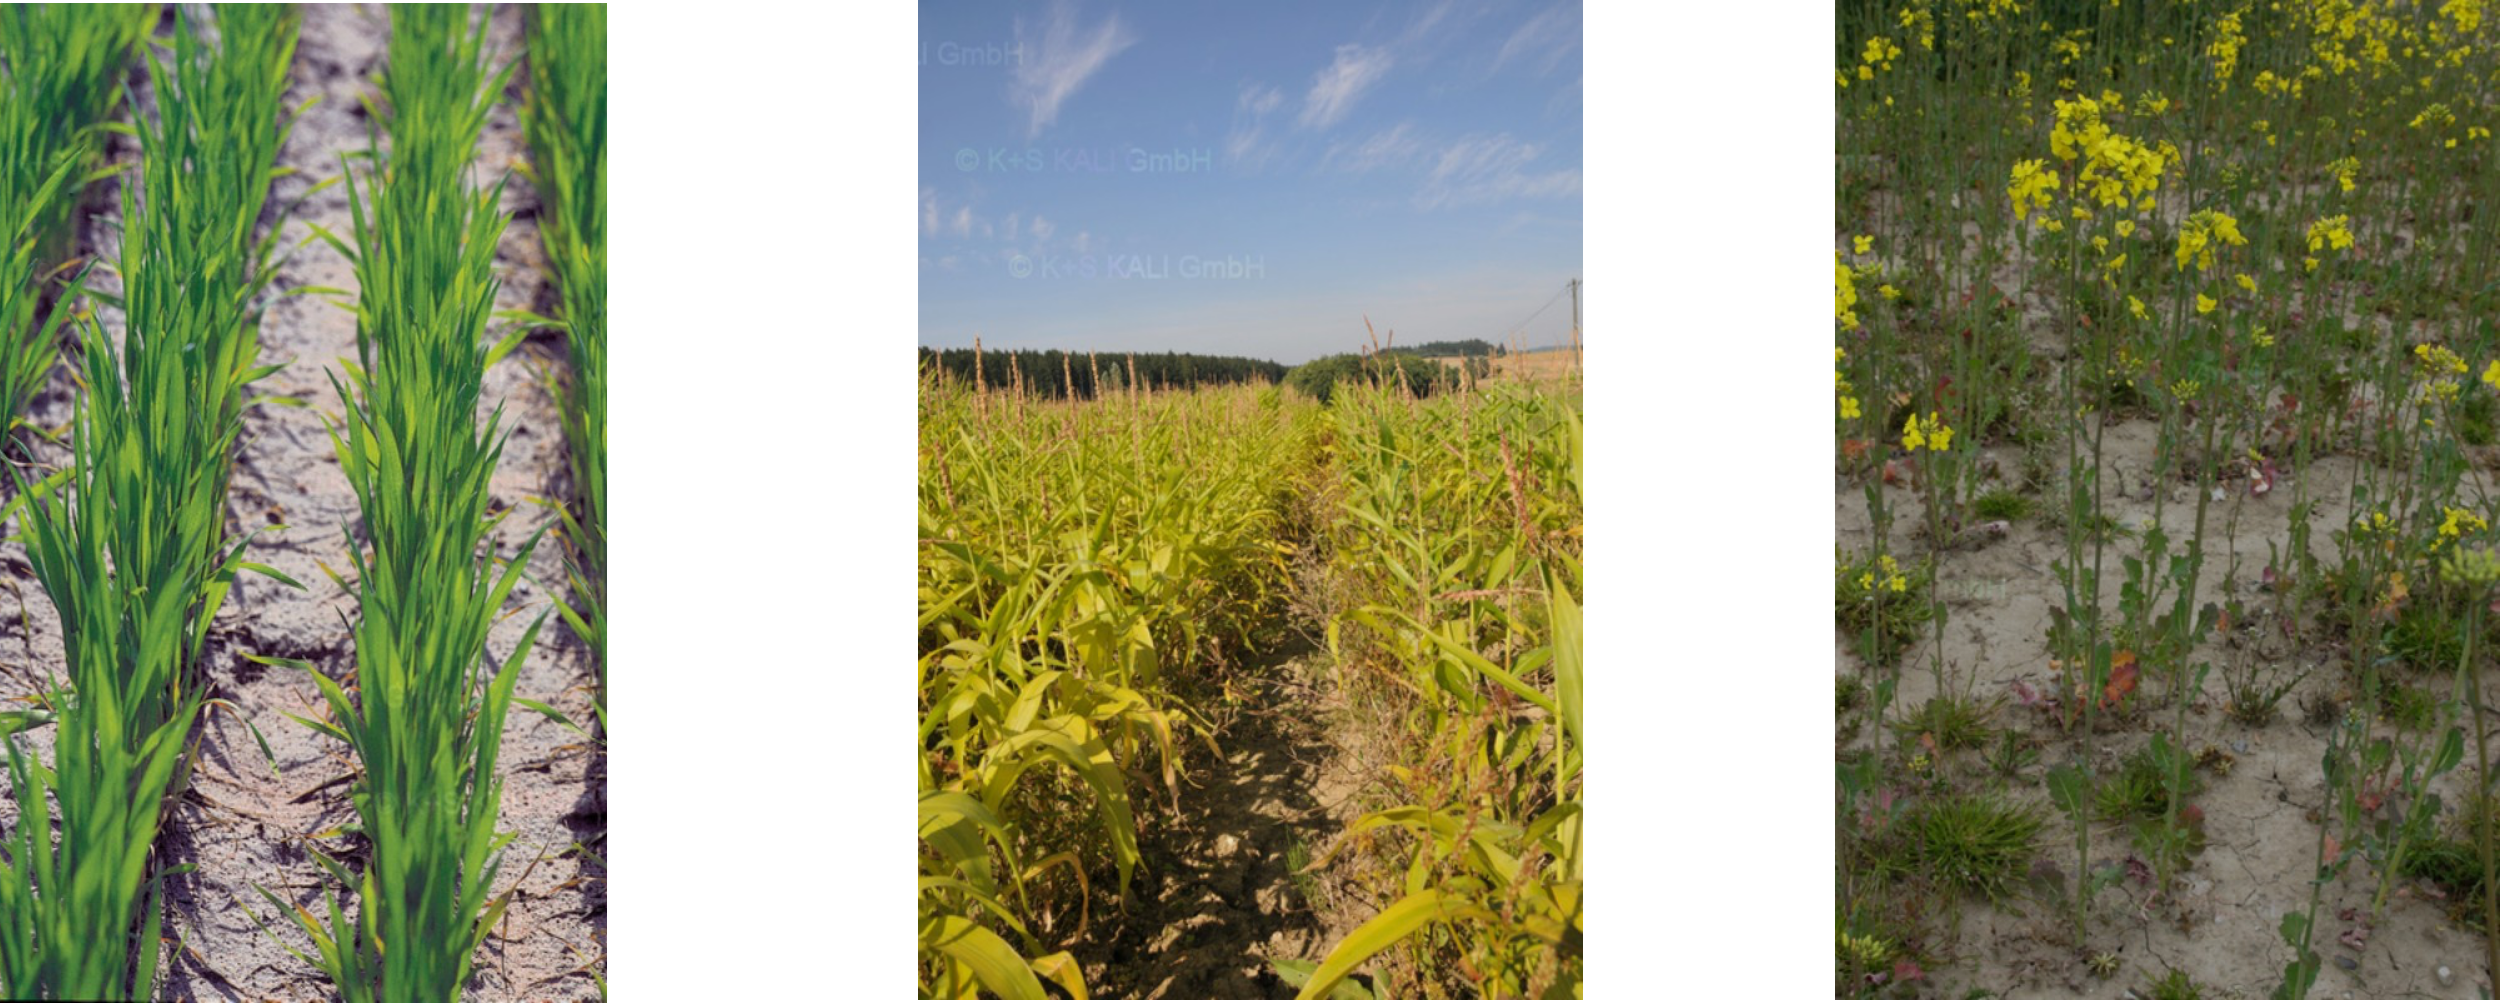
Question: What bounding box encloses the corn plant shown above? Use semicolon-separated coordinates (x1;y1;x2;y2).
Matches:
262;7;541;1002
519;2;604;727
0;6;301;998
916;371;1312;998
1292;380;1582;1000
0;5;155;443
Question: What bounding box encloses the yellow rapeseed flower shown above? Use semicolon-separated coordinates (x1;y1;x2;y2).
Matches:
2444;0;2484;36
1902;412;1953;452
1900;410;1960;450
2207;10;2246;88
1837;254;1861;331
2176;209;2248;272
2307;214;2355;253
2417;343;2469;377
2008;159;2059;221
2441;506;2488;545
2197;293;2218;314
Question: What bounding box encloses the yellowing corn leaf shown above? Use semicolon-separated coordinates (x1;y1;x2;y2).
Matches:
1296;889;1477;1001
920;915;1046;1000
1547;568;1581;745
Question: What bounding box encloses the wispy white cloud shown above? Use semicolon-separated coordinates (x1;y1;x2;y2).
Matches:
1320;121;1425;174
1493;4;1579;76
1398;0;1455;45
1011;0;1138;138
1241;83;1284;118
1226;83;1288;169
920;190;997;242
1300;44;1393;130
1415;133;1580;210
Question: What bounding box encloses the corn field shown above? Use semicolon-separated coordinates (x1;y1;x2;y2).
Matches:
917;356;1583;999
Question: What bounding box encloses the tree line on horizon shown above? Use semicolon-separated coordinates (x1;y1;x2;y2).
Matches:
919;339;1514;406
1375;338;1504;358
918;346;1288;398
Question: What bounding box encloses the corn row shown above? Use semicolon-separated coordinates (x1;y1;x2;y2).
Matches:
520;2;605;726
1;6;300;998
1296;378;1583;1000
274;6;540;1001
0;5;154;441
916;376;1314;998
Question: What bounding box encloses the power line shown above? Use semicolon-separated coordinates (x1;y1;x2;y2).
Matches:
1485;280;1574;348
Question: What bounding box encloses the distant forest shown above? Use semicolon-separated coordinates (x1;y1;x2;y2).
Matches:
919;346;1287;398
1284;353;1482;404
1376;339;1503;358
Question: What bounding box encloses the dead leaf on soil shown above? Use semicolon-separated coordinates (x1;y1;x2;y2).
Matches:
2102;652;2139;708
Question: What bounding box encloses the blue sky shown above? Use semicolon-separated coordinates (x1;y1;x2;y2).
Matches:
918;1;1583;365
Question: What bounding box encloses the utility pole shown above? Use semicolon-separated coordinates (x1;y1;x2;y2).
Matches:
1569;278;1582;388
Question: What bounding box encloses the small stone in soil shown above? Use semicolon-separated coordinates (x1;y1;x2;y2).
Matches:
2438;964;2454;986
2333;955;2357;971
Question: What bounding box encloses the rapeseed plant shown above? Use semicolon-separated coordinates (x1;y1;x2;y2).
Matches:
1832;0;2500;983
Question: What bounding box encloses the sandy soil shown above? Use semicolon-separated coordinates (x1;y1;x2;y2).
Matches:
1070;643;1378;1000
0;6;606;999
1838;414;2498;998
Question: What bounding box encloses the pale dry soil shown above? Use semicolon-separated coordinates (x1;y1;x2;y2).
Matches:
0;6;603;1000
1839;417;2497;999
1076;641;1385;1000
